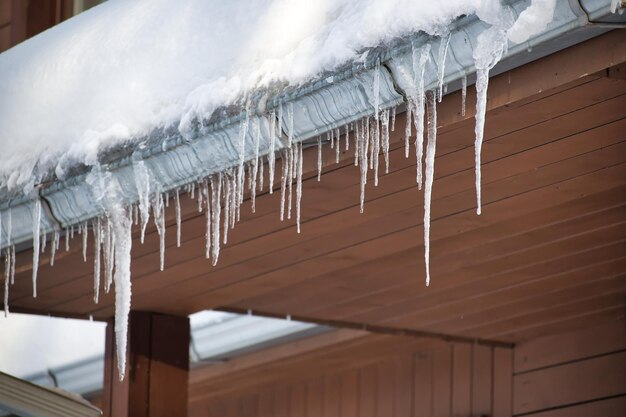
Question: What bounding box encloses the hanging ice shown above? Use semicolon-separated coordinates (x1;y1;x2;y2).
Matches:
269;111;277;194
86;168;133;381
436;32;451;103
473;24;509;215
412;41;431;190
251;118;261;213
461;74;467;117
317;136;322;181
175;188;181;247
152;192;166;271
423;91;438;287
31;198;41;298
210;173;222;265
82;221;88;262
133;161;151;244
296;143;303;234
93;217;101;304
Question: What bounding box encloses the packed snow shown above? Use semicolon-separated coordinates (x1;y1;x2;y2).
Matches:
0;0;560;380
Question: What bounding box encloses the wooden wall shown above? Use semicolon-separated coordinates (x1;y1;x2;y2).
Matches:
513;319;626;417
189;334;513;417
189;319;626;417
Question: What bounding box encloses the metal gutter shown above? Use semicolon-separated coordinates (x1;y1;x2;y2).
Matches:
0;0;624;251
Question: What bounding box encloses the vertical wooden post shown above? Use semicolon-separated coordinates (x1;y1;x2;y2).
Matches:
102;311;190;417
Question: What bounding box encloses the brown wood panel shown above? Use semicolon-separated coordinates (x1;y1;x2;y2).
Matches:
521;396;626;417
513;352;626;415
0;0;10;27
493;347;513;417
514;318;626;373
189;333;510;417
451;344;471;417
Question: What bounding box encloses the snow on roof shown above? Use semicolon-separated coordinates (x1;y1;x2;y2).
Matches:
0;0;527;192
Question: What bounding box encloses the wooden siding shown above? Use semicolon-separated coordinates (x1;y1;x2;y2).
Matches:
6;31;626;345
188;335;513;417
513;318;626;417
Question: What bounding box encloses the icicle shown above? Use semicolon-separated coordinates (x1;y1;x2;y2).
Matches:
359;118;370;213
65;228;70;252
223;172;231;245
104;220;114;294
354;121;360;166
329;130;334;149
269;111;276;194
32;198;41;298
209;174;222;265
133;161;151;244
436;32;451;103
473;25;508;215
70;225;75;239
278;103;284;137
391;107;397;132
132;204;138;226
204;180;211;260
317;136;322;181
10;245;15;286
40;230;46;253
369;121;375;170
424;91;438;287
280;151;287;221
373;121;380;186
474;68;489;216
287;146;294;220
152;193;166;271
230;171;237;229
382;109;390;174
259;156;264;192
412;42;431;189
82;221;88;262
197;184;203;213
296;142;303;233
251;118;261;213
190;182;195;199
175;188;181;247
109;205;133;381
404;101;412;159
335;131;341;164
461;74;467;117
0;212;3;253
345;125;350;151
165;192;170;208
287;102;294;148
50;230;57;266
4;248;10;316
93;218;101;304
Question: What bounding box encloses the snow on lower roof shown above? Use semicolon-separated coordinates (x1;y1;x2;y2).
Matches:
0;0;538;192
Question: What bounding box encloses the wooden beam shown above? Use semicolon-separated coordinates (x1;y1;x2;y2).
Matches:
102;311;190;417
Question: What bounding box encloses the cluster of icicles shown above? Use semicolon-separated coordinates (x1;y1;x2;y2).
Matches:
0;33;499;380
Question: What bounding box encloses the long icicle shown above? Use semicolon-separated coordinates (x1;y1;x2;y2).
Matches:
474;69;489;215
93;218;101;304
317;136;322;181
82;221;88;262
32;198;41;298
424;91;438;287
4;248;10;316
413;43;431;189
204;180;211;260
296;142;303;233
175;188;181;247
269;111;276;194
251;118;260;213
210;173;222;265
287;145;294;220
